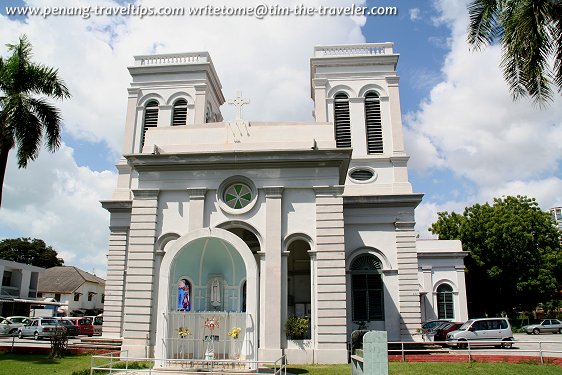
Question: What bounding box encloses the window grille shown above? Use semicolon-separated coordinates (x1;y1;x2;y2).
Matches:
350;169;374;182
334;93;351;148
351;254;384;321
172;99;188;126
365;92;383;154
142;100;159;148
437;284;454;319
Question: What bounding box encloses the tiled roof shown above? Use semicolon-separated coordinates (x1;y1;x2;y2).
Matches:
38;266;105;294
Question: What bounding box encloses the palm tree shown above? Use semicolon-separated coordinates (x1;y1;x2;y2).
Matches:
467;0;562;106
0;35;70;206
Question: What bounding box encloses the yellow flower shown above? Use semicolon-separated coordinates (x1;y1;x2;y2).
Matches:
177;326;191;337
228;327;241;339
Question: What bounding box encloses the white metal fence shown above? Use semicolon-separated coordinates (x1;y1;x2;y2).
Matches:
89;350;287;374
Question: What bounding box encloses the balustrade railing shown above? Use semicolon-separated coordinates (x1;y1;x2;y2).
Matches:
314;43;394;57
134;52;209;66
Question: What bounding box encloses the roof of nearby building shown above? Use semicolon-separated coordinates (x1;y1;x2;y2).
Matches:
38;266;105;294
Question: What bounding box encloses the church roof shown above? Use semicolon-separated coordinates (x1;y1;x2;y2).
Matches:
38;266;105;294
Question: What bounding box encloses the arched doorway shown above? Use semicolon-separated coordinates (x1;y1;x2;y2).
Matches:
155;228;258;362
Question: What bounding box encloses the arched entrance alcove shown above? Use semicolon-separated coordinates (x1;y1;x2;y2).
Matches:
155;228;258;362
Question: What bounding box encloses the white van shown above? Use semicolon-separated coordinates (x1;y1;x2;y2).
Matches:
446;318;514;348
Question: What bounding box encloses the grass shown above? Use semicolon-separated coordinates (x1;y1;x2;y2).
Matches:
0;352;92;374
286;362;562;375
1;352;561;375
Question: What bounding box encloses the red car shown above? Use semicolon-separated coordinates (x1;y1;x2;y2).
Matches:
434;322;463;343
65;317;94;336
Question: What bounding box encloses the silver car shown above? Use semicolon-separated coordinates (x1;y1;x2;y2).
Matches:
446;318;514;348
17;318;64;340
522;319;562;334
0;316;30;335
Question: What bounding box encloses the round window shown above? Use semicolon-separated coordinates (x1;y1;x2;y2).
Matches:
224;183;253;209
348;167;377;183
218;177;258;214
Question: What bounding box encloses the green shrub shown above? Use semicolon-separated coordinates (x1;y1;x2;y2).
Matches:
285;316;309;339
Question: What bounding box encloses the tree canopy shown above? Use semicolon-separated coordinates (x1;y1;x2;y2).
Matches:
0;237;64;268
467;0;562;106
0;35;70;206
430;195;562;316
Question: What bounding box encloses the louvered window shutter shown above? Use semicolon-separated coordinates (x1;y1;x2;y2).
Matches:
172;99;188;126
142;100;159;148
334;93;351;148
365;92;383;154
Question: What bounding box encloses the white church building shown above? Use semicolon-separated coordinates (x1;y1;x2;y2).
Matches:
101;43;468;364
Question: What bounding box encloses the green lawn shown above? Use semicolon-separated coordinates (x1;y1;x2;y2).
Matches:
290;363;562;375
0;352;92;374
1;353;561;375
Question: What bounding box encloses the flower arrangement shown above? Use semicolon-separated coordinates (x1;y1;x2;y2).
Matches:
177;326;191;337
204;316;220;331
228;327;241;340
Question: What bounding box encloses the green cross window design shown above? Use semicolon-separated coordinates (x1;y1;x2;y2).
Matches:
224;183;253;209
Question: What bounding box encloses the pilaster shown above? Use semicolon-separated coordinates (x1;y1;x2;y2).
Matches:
395;221;421;339
455;265;469;321
194;85;207;124
103;225;130;338
259;186;283;361
385;76;406;156
313;186;348;363
122;189;159;354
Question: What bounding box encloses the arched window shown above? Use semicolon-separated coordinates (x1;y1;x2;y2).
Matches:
364;91;383;154
172;99;187;126
436;284;454;319
350;254;384;321
334;92;351;148
142;100;159;148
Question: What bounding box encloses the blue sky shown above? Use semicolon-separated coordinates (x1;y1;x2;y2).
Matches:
0;0;561;277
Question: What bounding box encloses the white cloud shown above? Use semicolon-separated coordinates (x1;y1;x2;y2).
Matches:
0;0;368;274
0;145;116;277
407;0;562;234
409;8;421;21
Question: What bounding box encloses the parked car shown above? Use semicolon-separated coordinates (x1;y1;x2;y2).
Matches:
522;319;562;335
86;315;103;336
446;317;514;348
6;316;32;326
17;318;65;340
57;319;79;338
0;316;33;335
65;317;94;336
434;322;463;342
421;319;451;332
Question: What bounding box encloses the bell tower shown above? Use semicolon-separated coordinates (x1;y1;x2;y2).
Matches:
310;43;412;196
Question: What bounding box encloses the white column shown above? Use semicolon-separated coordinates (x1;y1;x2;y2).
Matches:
259;187;283;361
281;250;290;349
421;266;434;322
308;250;317;349
455;265;469;321
385;76;406;156
194;85;207;124
312;78;328;122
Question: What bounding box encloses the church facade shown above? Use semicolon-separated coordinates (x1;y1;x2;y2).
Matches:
101;43;468;364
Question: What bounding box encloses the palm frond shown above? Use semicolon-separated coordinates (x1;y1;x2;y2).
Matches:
27;97;62;152
467;0;501;49
27;64;70;99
